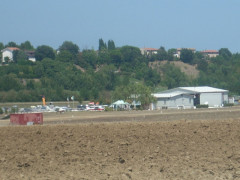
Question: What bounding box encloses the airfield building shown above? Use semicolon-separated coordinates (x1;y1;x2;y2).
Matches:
152;86;229;109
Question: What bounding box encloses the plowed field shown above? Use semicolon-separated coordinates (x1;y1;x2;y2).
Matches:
1;108;240;179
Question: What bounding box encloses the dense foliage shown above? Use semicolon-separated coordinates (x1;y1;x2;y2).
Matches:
0;40;240;106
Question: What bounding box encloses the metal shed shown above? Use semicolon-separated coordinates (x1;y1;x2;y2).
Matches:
152;86;229;109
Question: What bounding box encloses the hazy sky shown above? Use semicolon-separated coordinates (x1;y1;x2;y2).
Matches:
1;0;240;52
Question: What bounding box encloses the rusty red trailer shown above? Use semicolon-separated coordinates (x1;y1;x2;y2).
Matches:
10;113;43;125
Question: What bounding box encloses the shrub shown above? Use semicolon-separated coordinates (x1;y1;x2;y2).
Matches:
104;107;113;111
224;103;234;107
196;104;209;108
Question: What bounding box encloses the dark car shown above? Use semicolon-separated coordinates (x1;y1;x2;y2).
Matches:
77;105;87;111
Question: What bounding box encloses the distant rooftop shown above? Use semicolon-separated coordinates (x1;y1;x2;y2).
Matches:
3;47;20;51
141;48;158;51
201;50;219;53
177;48;196;51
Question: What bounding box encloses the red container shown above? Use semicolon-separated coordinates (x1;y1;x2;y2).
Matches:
10;113;43;125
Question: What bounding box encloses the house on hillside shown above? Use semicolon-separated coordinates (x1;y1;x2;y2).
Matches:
1;47;20;63
140;48;158;56
152;86;229;109
1;47;36;63
25;50;36;62
201;50;219;58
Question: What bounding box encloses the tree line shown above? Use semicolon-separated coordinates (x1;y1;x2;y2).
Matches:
0;39;239;107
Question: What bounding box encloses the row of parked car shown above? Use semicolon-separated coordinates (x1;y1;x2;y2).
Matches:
6;104;106;114
77;105;105;111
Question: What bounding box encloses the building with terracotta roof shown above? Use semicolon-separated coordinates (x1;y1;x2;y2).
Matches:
140;48;158;55
201;50;219;58
1;47;20;63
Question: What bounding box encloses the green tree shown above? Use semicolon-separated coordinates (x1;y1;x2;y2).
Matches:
144;69;161;87
120;45;142;63
99;38;107;51
120;46;145;72
219;48;232;60
5;41;18;47
56;50;74;63
98;49;110;64
109;49;122;67
27;80;35;89
0;74;23;91
108;40;115;50
167;48;177;61
13;50;28;62
197;59;208;71
20;41;34;50
81;49;98;68
59;41;79;57
135;84;155;109
0;42;4;51
156;46;168;61
0;43;3;62
113;83;154;109
96;64;117;90
35;45;55;61
180;49;194;64
162;63;189;88
4;57;10;64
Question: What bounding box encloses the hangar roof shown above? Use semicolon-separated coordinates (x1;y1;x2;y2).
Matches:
153;92;183;98
153;86;228;98
179;86;228;93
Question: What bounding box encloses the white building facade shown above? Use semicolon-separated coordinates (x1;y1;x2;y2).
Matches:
140;48;158;55
1;47;20;63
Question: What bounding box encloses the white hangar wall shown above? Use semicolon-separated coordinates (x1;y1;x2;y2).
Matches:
200;92;228;107
200;93;222;107
156;94;194;109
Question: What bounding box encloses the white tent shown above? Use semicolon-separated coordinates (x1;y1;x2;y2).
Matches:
112;100;130;110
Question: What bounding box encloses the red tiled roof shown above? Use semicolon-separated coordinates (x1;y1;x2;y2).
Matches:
142;48;158;51
201;50;218;53
6;47;20;51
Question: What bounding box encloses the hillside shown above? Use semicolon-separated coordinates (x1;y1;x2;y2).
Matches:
149;60;199;79
1;41;240;103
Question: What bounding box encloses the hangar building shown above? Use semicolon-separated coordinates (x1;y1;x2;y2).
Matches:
152;86;229;109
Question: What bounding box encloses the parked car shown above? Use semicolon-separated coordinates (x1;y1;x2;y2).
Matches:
87;106;105;112
55;106;71;113
77;105;87;111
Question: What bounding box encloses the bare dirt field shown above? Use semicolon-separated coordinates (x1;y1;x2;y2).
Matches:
1;108;240;179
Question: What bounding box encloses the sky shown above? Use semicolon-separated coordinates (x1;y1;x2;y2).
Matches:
1;0;240;52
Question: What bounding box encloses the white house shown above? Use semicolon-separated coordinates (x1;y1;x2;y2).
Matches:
1;47;36;63
201;50;219;58
1;47;20;63
152;86;229;109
